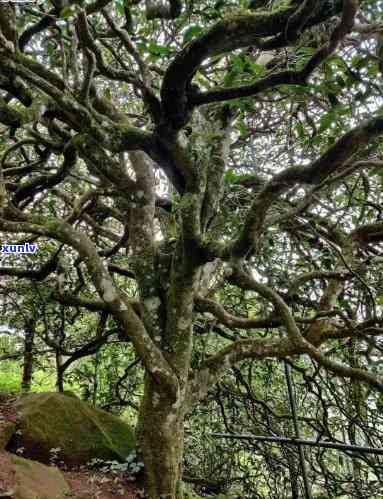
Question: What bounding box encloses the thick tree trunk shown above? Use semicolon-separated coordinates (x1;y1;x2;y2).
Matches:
137;376;186;499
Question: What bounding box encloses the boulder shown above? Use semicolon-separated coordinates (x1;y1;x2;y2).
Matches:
8;392;135;466
0;451;70;499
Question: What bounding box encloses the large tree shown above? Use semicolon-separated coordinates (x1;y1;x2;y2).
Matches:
0;0;383;496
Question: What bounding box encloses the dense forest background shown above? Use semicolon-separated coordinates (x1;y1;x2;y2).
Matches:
0;0;383;497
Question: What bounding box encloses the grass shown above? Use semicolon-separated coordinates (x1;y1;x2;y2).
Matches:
0;360;80;394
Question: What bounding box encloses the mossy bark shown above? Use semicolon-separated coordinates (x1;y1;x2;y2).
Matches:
137;376;187;499
55;352;64;392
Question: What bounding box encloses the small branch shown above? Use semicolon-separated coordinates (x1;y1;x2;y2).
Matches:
196;296;282;329
76;10;140;86
0;254;59;281
80;48;96;103
52;292;108;311
228;112;383;259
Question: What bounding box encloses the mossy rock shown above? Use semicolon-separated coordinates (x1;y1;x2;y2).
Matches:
61;391;79;399
10;453;71;499
9;392;135;466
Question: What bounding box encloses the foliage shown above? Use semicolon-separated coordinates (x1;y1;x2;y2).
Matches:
88;450;144;476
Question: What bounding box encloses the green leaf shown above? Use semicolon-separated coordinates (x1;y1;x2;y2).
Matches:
368;62;379;77
296;121;305;140
183;25;204;44
116;0;125;15
60;6;74;18
224;168;239;184
318;111;335;132
327;55;348;70
224;70;237;87
250;63;266;77
104;88;113;101
148;42;171;56
232;55;245;72
295;46;316;70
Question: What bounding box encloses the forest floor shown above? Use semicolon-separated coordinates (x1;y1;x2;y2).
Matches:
0;392;143;498
63;470;143;498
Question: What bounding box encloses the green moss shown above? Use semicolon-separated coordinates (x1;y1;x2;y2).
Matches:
104;124;152;152
12;392;136;466
10;453;71;499
62;390;78;399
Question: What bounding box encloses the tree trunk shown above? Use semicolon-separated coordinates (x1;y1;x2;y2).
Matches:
56;352;64;392
137;376;186;499
21;319;35;393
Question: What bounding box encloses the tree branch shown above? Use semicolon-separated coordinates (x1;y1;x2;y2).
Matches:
160;0;345;130
0;211;180;399
229;112;383;259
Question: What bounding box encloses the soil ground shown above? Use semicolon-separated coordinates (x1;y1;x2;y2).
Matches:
64;470;143;498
